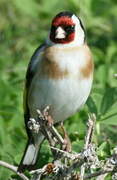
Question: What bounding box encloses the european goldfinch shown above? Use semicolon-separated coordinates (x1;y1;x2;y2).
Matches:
18;11;94;172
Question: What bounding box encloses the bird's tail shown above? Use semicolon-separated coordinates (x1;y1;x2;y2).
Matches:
18;133;44;172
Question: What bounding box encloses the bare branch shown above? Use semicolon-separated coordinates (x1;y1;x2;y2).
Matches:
80;113;96;180
51;146;80;160
96;147;117;180
18;108;117;180
84;113;96;149
0;160;29;180
29;111;101;180
84;169;116;179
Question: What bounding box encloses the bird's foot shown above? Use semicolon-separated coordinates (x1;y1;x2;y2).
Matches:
27;118;40;133
37;106;53;127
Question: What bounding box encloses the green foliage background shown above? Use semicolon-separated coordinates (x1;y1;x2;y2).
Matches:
0;0;117;179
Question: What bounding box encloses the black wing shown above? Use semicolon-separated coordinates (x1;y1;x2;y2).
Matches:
24;43;46;138
25;43;46;89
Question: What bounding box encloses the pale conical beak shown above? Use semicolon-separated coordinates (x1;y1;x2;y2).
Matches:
55;27;66;39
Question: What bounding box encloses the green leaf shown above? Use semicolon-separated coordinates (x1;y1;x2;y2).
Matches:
101;113;117;125
100;101;117;125
90;92;103;118
72;140;84;152
95;64;107;86
100;87;117;115
97;142;109;158
86;96;98;115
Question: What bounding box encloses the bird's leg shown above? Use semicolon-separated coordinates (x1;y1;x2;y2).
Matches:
37;107;72;159
43;106;54;126
60;122;72;152
37;107;65;158
41;107;64;146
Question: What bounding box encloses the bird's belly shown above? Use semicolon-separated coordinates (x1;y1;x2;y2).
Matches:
28;76;92;123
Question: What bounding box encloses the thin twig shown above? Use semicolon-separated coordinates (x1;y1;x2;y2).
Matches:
84;113;96;149
51;146;80;160
51;126;64;144
29;112;98;180
96;147;117;180
21;109;117;180
0;160;29;180
84;169;117;179
80;113;96;180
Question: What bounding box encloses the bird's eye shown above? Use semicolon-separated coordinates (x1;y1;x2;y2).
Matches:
64;25;75;33
51;25;57;32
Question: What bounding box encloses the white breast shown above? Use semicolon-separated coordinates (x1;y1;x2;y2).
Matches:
28;45;93;123
28;76;92;123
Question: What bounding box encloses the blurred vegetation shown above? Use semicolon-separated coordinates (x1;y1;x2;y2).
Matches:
0;0;117;179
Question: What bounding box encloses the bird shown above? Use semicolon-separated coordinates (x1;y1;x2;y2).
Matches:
18;11;94;172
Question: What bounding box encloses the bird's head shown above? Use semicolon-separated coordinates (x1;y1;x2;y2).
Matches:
49;11;85;46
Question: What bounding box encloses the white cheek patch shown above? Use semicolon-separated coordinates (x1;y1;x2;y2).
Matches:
55;27;66;39
71;15;85;46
